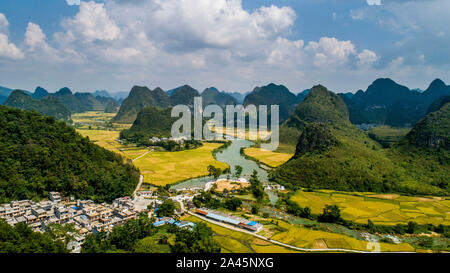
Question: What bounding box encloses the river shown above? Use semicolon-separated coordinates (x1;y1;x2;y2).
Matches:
170;140;279;204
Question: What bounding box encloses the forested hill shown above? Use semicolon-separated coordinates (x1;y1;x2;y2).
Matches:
4;90;71;121
271;85;449;196
0;106;140;203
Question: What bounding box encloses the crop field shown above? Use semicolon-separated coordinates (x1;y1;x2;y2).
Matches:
291;190;450;226
134;143;229;186
268;220;415;252
72;111;132;131
243;147;293;167
368;126;411;147
76;129;149;159
183;216;301;253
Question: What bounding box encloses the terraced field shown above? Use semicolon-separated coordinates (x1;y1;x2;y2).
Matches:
268;220;415;252
134;143;229;186
243;147;293;167
291;190;450;226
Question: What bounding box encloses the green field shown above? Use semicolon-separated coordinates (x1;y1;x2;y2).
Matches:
291;190;450;226
244;147;293;167
134;143;229;186
368;126;411;147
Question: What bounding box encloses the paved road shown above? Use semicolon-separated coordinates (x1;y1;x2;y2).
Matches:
187;211;415;253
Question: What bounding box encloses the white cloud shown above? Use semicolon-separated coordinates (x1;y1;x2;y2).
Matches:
358;49;378;66
59;1;120;43
25;23;54;53
305;37;356;67
0;13;24;60
0;13;9;35
0;33;24;60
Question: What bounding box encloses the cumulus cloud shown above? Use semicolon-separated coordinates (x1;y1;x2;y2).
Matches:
0;13;24;60
358;49;378;66
58;1;120;43
0;0;384;92
305;37;356;67
0;13;9;35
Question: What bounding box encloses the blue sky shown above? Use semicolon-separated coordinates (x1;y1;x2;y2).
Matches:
0;0;449;94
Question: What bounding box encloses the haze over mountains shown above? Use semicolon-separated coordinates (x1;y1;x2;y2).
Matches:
2;86;122;120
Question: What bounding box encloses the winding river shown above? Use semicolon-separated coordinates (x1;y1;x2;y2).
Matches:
170;140;278;204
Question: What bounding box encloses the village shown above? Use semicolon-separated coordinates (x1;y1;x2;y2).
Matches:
0;177;265;253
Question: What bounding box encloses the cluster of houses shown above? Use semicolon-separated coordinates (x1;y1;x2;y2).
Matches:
0;192;142;252
149;136;188;144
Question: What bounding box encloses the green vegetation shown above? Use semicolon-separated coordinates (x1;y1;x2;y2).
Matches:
49;87;118;114
244;83;298;122
157;200;176;217
368;126;411;148
0;219;67;253
113;86;170;123
169;85;199;107
0;106;140;203
271;85;449;196
82;214;220;253
343;78;450;126
4;90;71;121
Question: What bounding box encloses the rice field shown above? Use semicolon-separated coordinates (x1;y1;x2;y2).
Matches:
268;220;415;252
243;147;293;167
183;216;301;253
134;143;229;186
291;190;450;226
72;111;132;131
76;129;149;160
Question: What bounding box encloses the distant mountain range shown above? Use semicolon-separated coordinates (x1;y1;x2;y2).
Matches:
340;78;450;126
1;86;121;120
4;90;71;121
271;85;449;196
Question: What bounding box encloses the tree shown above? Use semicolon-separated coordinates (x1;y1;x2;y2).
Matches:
207;165;222;179
224;197;242;211
157;200;176;217
171;223;221;253
234;165;243;178
318;205;341;223
249;170;265;201
251;204;260;214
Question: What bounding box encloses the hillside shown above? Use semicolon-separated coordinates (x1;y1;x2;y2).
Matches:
95;96;120;113
3;90;71;121
406;101;449;150
113;86;171;123
201;87;237;108
279;85;349;147
0;106;140;203
344;78;450;126
50;87;86;113
427;95;450;114
169;85;199;107
244;83;297;122
270;85;448;196
32;86;49;99
120;106;177;140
